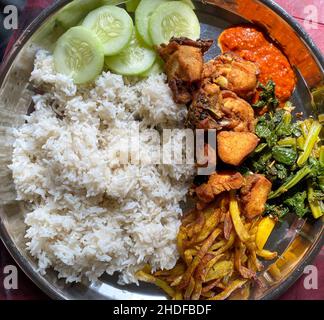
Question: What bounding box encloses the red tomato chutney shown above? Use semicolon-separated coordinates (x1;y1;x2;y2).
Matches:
219;26;296;103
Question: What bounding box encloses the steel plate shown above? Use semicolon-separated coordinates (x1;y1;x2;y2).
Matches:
0;0;323;300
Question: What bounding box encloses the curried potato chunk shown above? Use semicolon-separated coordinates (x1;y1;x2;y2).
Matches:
196;171;244;204
158;37;213;104
203;52;259;100
217;131;259;166
240;174;272;219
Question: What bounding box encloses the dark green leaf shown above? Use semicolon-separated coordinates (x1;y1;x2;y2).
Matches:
264;203;289;220
272;146;297;166
253;80;279;110
284;191;309;218
251;151;272;172
275;164;289;180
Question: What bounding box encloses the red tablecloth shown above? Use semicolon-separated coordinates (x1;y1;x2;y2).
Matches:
0;0;323;300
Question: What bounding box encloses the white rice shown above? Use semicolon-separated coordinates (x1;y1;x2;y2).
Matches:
10;50;194;284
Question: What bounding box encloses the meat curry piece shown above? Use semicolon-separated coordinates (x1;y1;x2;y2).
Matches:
186;83;256;132
203;52;259;100
186;79;225;130
240;174;272;219
196;171;244;204
221;91;256;132
158;37;213;104
217;131;259;166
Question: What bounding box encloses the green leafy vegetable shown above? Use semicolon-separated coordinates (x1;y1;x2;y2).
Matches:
271;164;288;181
284;191;309;218
264;203;289;220
269;165;312;199
251;151;272;173
255;109;301;148
246;82;322;220
255;120;276;147
253;80;279;109
260;163;288;182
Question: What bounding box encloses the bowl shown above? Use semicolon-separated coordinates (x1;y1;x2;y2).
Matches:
0;0;323;300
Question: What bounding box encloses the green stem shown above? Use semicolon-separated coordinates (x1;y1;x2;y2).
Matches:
319;113;324;124
283;112;292;125
300;121;309;139
297;121;322;167
277;137;296;147
254;143;267;153
297;136;305;151
320;146;324;167
269;166;312;199
307;180;323;219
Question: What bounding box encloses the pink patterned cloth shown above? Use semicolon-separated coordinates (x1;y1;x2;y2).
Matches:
0;0;323;300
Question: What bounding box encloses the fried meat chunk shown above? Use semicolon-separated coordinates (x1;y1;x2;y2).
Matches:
186;84;256;132
217;131;259;166
186;80;225;130
158;37;213;104
196;171;244;204
203;52;259;100
221;91;256;132
240;174;272;219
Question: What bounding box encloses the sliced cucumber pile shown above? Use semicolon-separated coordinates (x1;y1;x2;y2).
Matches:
53;0;200;82
105;32;156;75
54;26;104;84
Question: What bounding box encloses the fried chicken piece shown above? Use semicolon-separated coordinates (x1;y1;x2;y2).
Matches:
186;79;226;129
240;174;272;219
196;171;244;204
217;131;259;166
221;91;256;132
203;52;259;100
158;37;213;104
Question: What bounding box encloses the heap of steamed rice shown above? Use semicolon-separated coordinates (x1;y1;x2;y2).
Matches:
10;50;194;284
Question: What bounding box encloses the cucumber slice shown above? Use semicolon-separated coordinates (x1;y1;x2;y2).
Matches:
82;5;133;56
135;0;165;46
149;1;200;46
55;0;103;30
54;26;104;84
126;0;141;12
105;32;156;75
